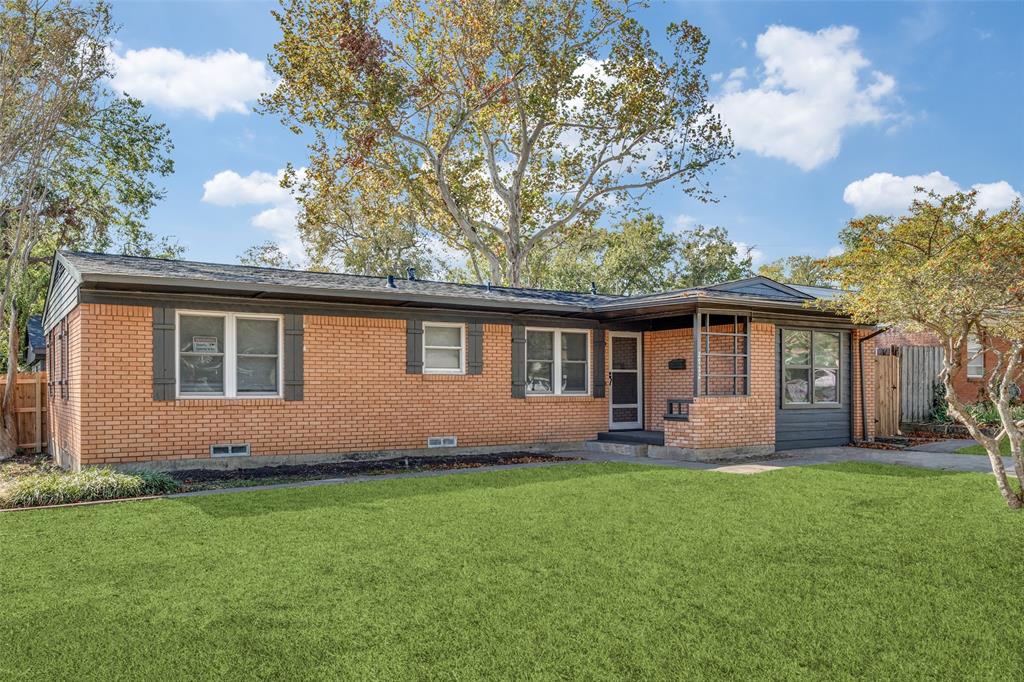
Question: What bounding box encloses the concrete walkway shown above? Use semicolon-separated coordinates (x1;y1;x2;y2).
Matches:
164;442;1013;499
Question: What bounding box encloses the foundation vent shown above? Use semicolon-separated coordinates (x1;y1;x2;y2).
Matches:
210;443;251;458
427;436;457;448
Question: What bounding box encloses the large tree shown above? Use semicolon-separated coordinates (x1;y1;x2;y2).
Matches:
1;0;174;421
758;255;835;287
263;0;732;287
521;216;751;295
827;190;1024;509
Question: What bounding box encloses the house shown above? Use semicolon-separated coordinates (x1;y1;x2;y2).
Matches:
42;251;878;471
24;315;46;371
875;328;1019;405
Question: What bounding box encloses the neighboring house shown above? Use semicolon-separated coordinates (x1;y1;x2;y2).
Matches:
24;315;46;372
876;328;1018;405
42;251;878;471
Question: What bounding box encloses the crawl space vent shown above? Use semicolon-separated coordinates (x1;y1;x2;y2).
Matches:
427;436;458;448
210;443;251;458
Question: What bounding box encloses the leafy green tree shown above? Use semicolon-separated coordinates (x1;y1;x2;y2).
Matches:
675;225;752;287
1;0;174;415
758;255;834;287
263;0;732;286
826;190;1024;509
522;215;751;295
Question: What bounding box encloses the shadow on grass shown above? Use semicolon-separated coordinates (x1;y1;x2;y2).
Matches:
809;462;968;478
170;461;655;519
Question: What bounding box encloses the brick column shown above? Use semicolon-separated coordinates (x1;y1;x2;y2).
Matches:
851;328;877;442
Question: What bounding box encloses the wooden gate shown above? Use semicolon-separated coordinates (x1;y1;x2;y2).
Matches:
875;354;901;437
0;372;48;453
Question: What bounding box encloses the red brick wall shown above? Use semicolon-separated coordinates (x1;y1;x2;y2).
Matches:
47;307;82;468
643;328;693;430
68;304;610;466
852;328;876;441
663;322;775;451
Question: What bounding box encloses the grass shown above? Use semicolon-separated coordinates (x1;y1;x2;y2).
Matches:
2;462;1022;680
955;438;1011;456
0;463;180;508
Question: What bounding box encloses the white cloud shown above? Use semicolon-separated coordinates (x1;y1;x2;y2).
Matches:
202;168;304;259
722;67;747;94
673;213;697;230
827;245;845;257
109;47;274;119
843;172;1022;215
202;169;292;207
715;25;897;171
733;241;765;265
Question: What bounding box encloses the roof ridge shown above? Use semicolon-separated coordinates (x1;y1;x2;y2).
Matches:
60;250;618;299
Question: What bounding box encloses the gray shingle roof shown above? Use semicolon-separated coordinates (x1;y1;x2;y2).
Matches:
57;251;847;315
60;251;620;310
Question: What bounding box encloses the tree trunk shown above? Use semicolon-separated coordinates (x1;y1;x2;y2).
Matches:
2;300;18;447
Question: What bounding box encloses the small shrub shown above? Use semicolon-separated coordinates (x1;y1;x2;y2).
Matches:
0;468;180;509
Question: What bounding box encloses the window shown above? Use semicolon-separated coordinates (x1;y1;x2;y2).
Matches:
526;328;589;395
782;329;841;406
966;335;984;379
698;313;749;396
177;312;282;398
423;323;464;374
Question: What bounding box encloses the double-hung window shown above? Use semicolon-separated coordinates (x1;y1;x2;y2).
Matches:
423;323;464;374
526;328;589;395
177;312;282;398
782;329;841;406
966;335;984;379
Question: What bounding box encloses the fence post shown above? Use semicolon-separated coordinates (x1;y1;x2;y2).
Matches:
33;373;42;453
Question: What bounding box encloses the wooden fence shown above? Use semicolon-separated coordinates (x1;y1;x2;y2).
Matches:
900;346;943;423
1;372;48;454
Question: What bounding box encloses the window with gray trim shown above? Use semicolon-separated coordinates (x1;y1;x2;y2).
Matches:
526;328;589;395
177;312;282;398
422;322;464;374
782;329;841;405
699;313;749;396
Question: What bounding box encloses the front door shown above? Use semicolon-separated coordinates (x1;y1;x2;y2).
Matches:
609;332;642;429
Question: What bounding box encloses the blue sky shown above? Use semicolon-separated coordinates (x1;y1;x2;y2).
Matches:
107;0;1023;270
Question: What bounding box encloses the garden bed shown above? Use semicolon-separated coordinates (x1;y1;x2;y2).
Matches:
170;453;579;491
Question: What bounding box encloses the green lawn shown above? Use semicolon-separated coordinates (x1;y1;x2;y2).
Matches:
2;462;1022;680
956;438;1011;456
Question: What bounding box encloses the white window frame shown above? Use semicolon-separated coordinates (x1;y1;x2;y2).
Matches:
525;327;590;396
966;335;985;379
422;322;465;375
175;310;284;399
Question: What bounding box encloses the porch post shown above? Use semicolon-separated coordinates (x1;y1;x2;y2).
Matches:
692;309;701;397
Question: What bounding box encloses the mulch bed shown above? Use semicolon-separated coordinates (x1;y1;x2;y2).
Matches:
170;453;579;491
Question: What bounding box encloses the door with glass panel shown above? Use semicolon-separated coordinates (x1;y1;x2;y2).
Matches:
609;332;642;429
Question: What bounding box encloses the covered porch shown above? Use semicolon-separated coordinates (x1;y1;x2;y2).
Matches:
596;304;776;460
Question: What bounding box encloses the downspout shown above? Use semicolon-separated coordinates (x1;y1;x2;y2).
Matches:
856;326;889;442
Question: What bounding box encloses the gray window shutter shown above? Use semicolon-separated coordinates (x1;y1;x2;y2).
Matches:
511;323;526;398
406;319;423;373
592;328;606;398
467;323;484;375
284;314;304;401
152;307;176;401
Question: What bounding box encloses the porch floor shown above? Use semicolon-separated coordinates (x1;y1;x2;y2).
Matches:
596;430;665;446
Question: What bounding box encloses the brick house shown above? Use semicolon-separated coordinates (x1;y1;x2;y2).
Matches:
42;251;877;471
875;328;1016;405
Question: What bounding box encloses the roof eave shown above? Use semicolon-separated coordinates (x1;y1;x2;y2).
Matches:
78;273;591;315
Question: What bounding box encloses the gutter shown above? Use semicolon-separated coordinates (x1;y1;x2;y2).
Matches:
856;326;889;442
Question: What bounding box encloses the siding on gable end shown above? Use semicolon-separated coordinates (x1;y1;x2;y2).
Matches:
775;328;852;450
42;260;81;334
